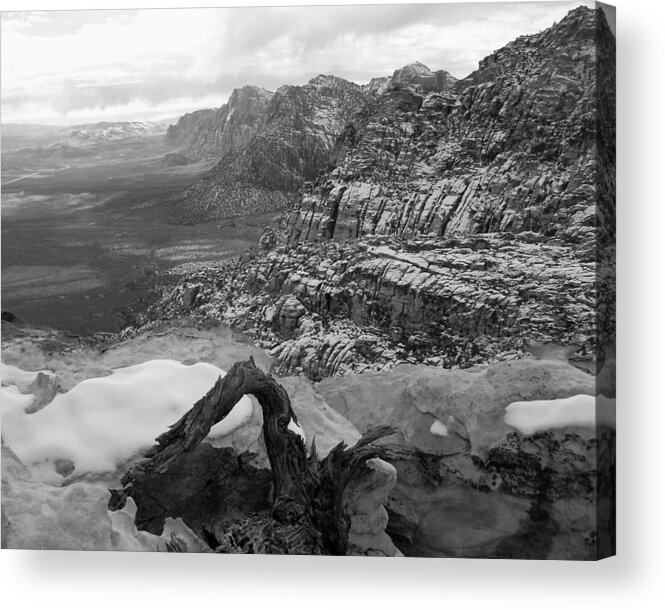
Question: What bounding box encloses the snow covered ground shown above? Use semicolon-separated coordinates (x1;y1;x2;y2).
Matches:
1;359;254;484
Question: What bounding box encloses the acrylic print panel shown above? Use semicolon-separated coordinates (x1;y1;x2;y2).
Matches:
0;1;615;559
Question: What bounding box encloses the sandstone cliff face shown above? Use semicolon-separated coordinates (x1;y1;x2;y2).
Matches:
149;231;593;380
165;108;216;151
165;85;273;162
169;75;373;221
289;7;604;255
149;6;614;380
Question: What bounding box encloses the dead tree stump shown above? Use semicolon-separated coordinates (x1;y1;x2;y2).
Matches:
109;358;393;555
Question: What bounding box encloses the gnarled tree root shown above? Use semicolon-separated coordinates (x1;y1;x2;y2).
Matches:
109;357;394;555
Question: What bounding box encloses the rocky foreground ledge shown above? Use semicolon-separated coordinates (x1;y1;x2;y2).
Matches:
2;319;613;558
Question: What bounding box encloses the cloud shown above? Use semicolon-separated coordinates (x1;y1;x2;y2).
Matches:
0;2;593;124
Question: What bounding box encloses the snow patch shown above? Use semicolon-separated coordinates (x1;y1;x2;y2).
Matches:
0;385;35;412
1;362;46;389
504;394;616;435
1;359;253;483
287;417;307;443
429;419;449;437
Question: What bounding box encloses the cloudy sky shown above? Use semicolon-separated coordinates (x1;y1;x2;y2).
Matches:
1;1;599;125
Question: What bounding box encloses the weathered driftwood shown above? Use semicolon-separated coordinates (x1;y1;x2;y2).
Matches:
109;357;393;555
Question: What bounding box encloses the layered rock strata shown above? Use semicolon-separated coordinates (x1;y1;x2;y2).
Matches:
144;232;595;379
151;7;613;380
169;76;372;221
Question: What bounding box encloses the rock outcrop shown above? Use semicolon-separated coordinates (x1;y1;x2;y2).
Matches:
390;61;457;92
316;360;614;559
146;231;595;379
1;446;208;552
169;75;371;221
165;85;273;161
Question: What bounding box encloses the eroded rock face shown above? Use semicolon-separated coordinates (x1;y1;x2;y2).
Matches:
286;8;613;266
165;85;274;161
151;7;614;380
315;360;612;559
147;233;595;379
170;75;369;221
1;446;207;552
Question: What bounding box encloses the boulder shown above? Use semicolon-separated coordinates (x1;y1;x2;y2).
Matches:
317;359;595;455
316;359;613;559
25;371;62;413
274;295;307;339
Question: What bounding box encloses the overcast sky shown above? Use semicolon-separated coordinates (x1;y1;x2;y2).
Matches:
1;1;598;125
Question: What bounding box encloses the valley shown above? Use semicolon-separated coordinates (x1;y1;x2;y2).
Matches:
1;133;269;333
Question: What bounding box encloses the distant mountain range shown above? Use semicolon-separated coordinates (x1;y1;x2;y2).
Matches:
1;119;174;152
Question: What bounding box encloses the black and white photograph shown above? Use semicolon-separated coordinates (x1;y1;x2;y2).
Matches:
1;0;616;563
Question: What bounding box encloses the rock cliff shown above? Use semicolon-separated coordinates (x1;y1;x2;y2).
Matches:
165;108;217;150
165;85;273;161
147;7;614;380
169;75;374;221
289;7;605;252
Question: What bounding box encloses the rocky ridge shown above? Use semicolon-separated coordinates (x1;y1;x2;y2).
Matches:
165;85;274;161
169;75;375;221
142;232;594;380
288;7;605;253
146;7;614;379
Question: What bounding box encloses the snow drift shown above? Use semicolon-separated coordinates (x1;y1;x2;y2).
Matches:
504;393;616;435
1;359;254;484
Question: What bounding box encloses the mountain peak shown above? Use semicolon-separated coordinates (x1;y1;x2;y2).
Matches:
307;74;356;89
390;62;456;92
227;85;273;106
